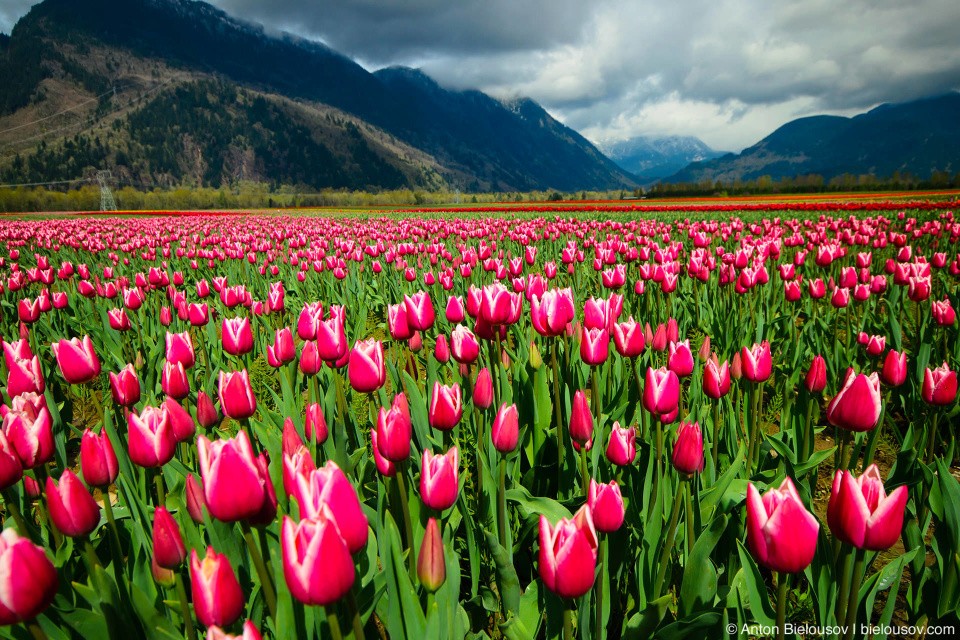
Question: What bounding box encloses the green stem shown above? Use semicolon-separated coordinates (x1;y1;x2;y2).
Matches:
552;341;565;495
654;478;684;597
498;456;509;552
843;548;867;640
395;462;417;581
346;587;366;640
595;536;607;640
776;573;788;640
803;394;815;464
683;478;694;560
649;417;663;518
155;469;165;508
84;538;101;571
101;494;125;573
175;572;197;640
326;604;344;640
925;411;940;466
2;489;31;540
746;385;759;478
835;545;852;631
863;394;886;468
839;429;852;472
711;402;721;474
591;367;601;427
563;607;574;640
241;521;277;620
579;440;589;498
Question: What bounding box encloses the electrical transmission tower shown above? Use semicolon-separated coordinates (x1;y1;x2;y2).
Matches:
453;187;461;204
97;170;117;211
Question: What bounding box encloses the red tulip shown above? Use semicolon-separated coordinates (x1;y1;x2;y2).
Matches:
491;403;519;453
805;355;827;394
161;361;191;400
404;291;435;331
295;461;368;553
222;318;254;356
218;370;257;420
643;367;680;416
650;323;668;351
185;473;206;524
316;316;347;363
0;529;58;625
268;328;295;366
538;505;598;599
588;479;625;533
51;335;101;385
445;296;466;323
746;477;819;573
826;368;882;432
932;298;956;326
703;357;730;399
605;422;636;466
196;391;220;429
3;407;54;469
671;420;704;474
46;470;100;538
281;511;355;606
297;302;324;340
305;403;329;445
922;362;957;406
612;316;645;357
376;394;412;462
188;303;209;326
153;506;187;569
531;289;575;337
881;350;907;387
429;381;462;431
579;326;609;366
6;355;44;397
80;428;118;488
434;335;451;363
190;547;245;628
827;464;907;551
473;367;494;409
299;341;321;376
417;518;446;592
741;341;772;383
108;308;132;331
0;431;23;491
197;431;266;523
348;339;386;393
108;364;140;407
569;390;594;445
387;302;412;341
420;447;459;511
128;406;177;468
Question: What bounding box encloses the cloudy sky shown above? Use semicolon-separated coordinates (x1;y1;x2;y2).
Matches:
4;0;960;151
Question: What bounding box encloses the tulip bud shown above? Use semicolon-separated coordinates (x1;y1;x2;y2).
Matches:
109;364;141;407
746;478;818;573
196;391;220;429
370;430;396;477
417;518;446;592
473;367;493;409
128;406;177;468
491;403;519;454
827;465;907;551
348;339;386;393
190;548;245;628
730;352;743;379
185;473;206;524
588;479;625;533
697;336;711;361
80;428;119;488
197;431;266;523
153;506;187;569
295;461;369;553
569;390;594;445
429;382;463;431
46;470;101;538
741;341;772;383
281;511;355;606
643;367;680;416
922;362;958;406
305;402;329;445
218;370;257;420
528;340;543;369
0;529;58;624
51;335;101;385
434;335;450;363
376;394;411;462
0;431;23;491
161;361;191;400
805;355;827;394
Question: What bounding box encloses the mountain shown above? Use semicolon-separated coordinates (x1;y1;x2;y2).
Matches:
599;135;725;179
665;93;960;184
0;0;638;192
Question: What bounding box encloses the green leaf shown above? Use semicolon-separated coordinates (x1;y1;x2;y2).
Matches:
679;515;726;617
735;540;776;626
484;530;520;616
622;595;670;640
506;486;572;523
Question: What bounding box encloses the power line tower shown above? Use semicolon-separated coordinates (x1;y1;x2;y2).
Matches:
453;187;461;204
97;170;117;211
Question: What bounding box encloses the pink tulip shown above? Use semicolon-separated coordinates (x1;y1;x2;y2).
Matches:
109;364;141;407
671;420;704;474
222;318;254;356
80;428;119;488
388;302;412;341
305;403;329;445
491;403;519;453
826;368;882;432
605;422;636;466
450;325;480;364
348;339;386;393
197;431;266;523
922;362;958;406
268;327;295;366
531;289;575;337
667;340;694;378
429;381;462;431
588;479;625;533
538;505;598;599
207;621;263;640
153;506;187;569
316;316;347;363
165;331;196;369
932;298;956;326
295;461;369;553
46;470;100;538
51;335;101;385
190;548;245;628
196;391;219;429
299;341;321;376
188;303;209;326
418;518;446;592
421;447;459;511
445;296;466;323
805;355;827;394
370;430;396;477
703;358;730;399
0;529;58;625
128;406;177;468
3;407;54;469
108;308;131;331
6;355;44;397
746;477;819;573
827;465;907;551
185;474;206;524
404;291;436;331
218;370;257;420
569;390;594;445
473;367;494;409
377;394;412;462
741;341;772;383
434;335;450;363
297;302;324;340
881;350;907;387
281;511;355;606
612;316;645;357
0;431;23;491
161;361;191;400
643;367;680;416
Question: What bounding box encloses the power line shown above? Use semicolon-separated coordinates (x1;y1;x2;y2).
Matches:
0;178;90;189
0;87;118;135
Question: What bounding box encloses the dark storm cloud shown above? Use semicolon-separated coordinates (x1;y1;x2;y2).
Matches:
3;0;960;149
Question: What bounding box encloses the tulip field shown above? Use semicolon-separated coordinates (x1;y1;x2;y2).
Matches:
1;200;960;640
